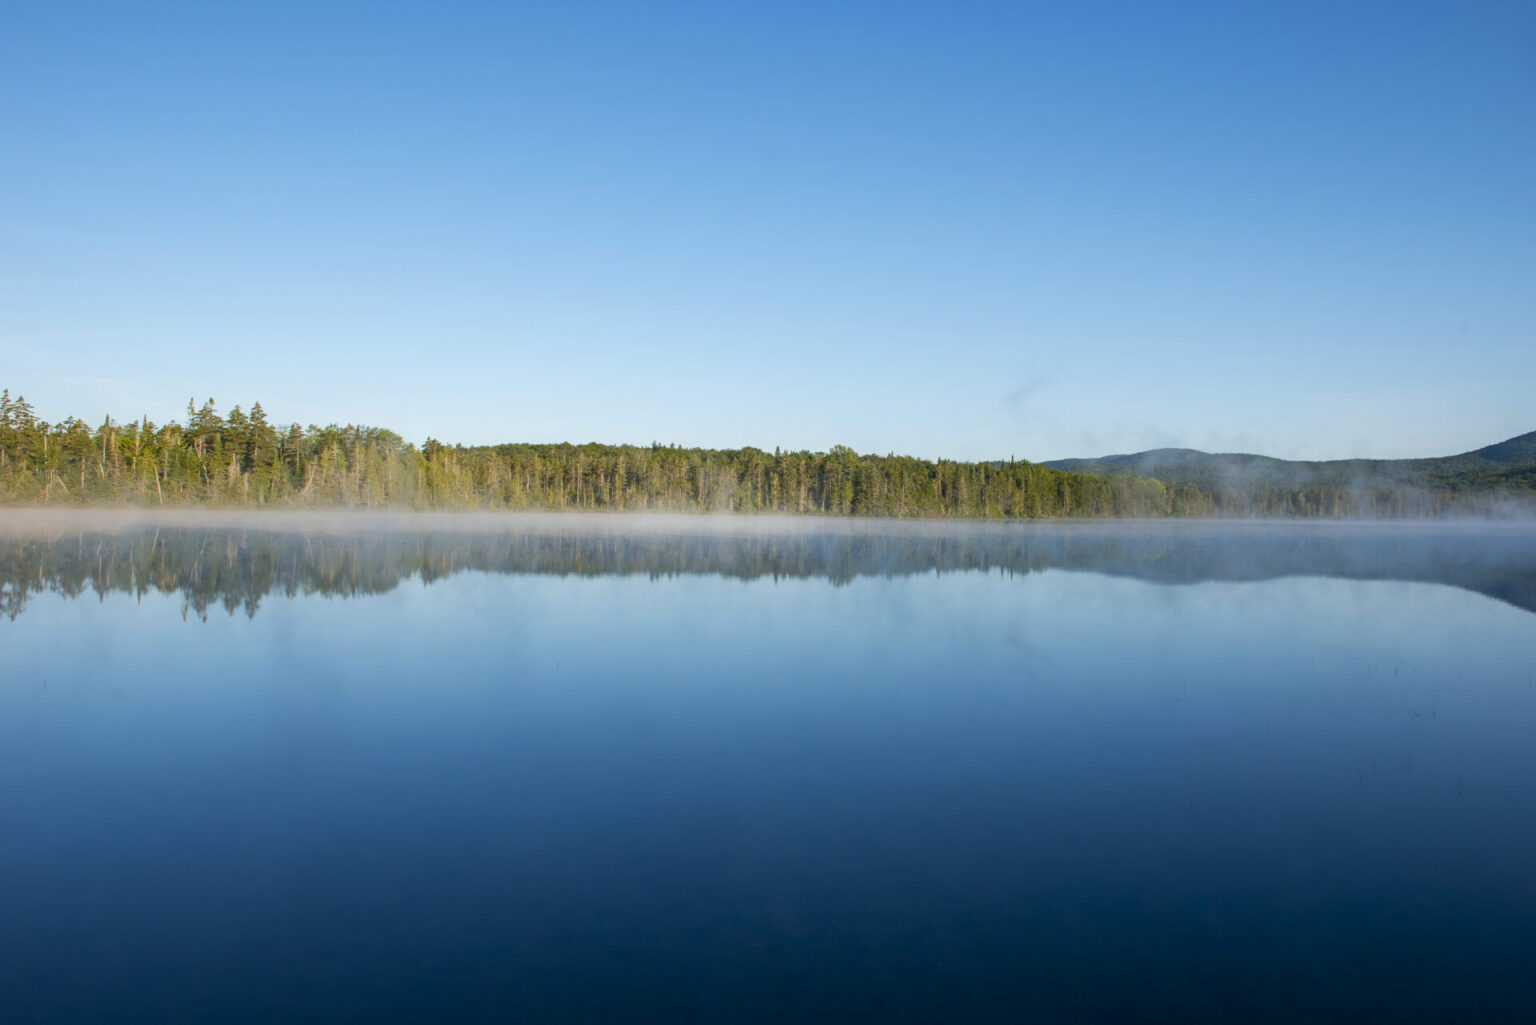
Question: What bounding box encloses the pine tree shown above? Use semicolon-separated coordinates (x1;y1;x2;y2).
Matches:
225;405;252;469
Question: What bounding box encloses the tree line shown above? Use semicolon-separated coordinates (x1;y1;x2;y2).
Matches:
0;389;1520;517
0;390;1183;517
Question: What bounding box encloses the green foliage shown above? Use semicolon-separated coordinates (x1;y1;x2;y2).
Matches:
1;387;1527;517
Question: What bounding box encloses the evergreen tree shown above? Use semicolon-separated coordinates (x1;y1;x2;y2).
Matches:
1;385;1528;516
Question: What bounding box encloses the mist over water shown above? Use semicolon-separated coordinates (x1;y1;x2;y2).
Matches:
3;513;1535;1023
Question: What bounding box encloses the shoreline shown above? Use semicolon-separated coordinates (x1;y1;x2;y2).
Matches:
1;506;1531;536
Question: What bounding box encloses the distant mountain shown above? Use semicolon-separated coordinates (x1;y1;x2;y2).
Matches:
1042;431;1536;507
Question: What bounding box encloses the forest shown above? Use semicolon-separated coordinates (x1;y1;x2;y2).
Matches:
0;390;1188;517
0;389;1522;518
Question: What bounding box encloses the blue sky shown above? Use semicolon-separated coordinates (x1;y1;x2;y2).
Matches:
2;1;1532;461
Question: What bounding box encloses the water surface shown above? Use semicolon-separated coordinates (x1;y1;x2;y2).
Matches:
3;514;1535;1023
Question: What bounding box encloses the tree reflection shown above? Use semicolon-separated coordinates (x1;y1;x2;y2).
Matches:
2;522;1533;621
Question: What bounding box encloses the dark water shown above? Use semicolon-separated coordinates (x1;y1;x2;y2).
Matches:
3;514;1535;1023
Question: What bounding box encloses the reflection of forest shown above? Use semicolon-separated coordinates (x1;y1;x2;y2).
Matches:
3;523;1535;621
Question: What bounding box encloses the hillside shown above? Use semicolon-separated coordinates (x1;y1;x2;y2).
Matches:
1044;431;1536;510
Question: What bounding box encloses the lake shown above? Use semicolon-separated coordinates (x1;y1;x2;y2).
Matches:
3;513;1535;1023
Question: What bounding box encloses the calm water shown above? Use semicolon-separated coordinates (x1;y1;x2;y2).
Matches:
3;514;1535;1023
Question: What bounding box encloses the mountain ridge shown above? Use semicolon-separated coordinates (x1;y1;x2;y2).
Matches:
1040;431;1536;503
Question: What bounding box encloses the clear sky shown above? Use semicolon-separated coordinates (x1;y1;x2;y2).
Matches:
2;1;1532;461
